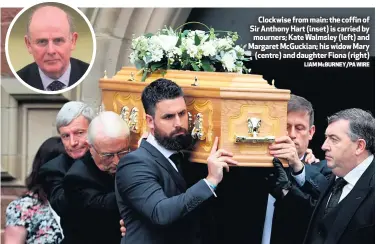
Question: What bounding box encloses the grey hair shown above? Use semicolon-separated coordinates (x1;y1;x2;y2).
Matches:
26;4;75;37
328;108;375;154
288;94;314;126
56;101;95;132
87;111;130;145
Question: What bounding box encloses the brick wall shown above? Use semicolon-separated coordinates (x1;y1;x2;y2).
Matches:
1;8;21;76
1;8;24;243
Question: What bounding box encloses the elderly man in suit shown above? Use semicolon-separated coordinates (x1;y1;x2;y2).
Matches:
115;78;238;244
63;111;130;244
38;101;95;242
17;5;89;91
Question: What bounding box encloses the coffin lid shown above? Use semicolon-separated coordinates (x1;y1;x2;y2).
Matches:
100;67;290;98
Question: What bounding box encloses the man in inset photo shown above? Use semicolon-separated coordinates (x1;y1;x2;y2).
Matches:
16;4;90;91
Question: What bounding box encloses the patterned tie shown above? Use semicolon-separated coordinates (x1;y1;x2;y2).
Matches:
47;80;65;91
169;152;184;174
325;177;347;215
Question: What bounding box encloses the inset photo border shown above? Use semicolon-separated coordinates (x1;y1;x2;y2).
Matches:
5;1;97;94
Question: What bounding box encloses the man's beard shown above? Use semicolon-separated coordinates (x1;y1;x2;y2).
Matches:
154;125;194;151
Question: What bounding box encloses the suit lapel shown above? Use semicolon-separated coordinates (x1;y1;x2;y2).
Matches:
28;63;44;90
303;175;335;243
324;160;374;244
140;140;187;192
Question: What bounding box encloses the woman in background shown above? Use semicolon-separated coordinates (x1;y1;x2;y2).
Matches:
5;136;65;244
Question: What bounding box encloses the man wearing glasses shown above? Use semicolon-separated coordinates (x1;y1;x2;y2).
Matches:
62;111;130;244
17;4;89;92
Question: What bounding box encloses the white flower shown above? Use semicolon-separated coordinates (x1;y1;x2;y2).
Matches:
214;37;233;51
151;49;164;62
221;51;236;71
172;47;182;56
128;26;247;79
132;36;148;51
201;40;216;57
187;45;198;58
188;30;206;38
129;52;138;64
158;35;178;52
234;45;245;57
182;38;198;58
149;36;163;49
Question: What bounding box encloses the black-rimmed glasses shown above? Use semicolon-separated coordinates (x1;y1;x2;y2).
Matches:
92;147;130;161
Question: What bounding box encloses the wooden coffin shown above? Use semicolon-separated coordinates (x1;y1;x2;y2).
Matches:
99;67;290;167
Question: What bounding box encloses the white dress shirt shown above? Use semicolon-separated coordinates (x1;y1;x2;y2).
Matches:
329;154;374;205
39;62;71;91
146;134;216;196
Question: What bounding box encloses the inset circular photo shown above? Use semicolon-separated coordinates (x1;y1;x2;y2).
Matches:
5;1;96;94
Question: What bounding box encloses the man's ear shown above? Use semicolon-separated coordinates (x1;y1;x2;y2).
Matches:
308;125;316;141
145;114;154;130
24;35;32;54
70;32;78;50
355;139;367;155
87;142;95;157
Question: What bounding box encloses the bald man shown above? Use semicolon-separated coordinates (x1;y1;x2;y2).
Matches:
62;111;129;244
17;4;89;91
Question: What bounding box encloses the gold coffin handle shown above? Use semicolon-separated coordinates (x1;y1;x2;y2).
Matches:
191;113;206;141
120;106;139;133
234;117;275;143
234;135;275;144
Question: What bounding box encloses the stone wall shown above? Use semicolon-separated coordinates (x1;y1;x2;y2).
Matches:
0;7;192;241
1;8;24;241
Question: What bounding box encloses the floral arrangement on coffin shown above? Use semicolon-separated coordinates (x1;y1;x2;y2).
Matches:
129;23;251;81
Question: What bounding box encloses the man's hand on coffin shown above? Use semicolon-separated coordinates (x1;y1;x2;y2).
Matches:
266;158;292;200
269;136;304;173
304;148;320;164
206;137;238;186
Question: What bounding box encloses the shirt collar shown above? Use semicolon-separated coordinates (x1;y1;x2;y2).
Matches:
342;154;374;186
39;62;71;90
146;133;176;160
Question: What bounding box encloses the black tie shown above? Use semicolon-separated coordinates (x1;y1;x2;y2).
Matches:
325;177;347;215
47;80;65;91
169;152;184;174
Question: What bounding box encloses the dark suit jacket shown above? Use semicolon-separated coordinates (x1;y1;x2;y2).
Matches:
17;57;89;90
115;140;215;244
38;152;90;244
213;166;271;244
210;159;331;244
62;155;121;244
303;160;375;244
271;160;332;244
38;153;75;216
